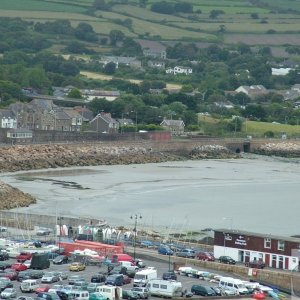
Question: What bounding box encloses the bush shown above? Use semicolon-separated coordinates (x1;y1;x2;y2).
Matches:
264;130;275;138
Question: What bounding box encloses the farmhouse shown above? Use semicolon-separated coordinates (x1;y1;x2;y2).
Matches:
214;229;300;271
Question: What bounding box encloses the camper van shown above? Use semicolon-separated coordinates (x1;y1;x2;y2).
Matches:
134;268;157;287
70;290;89;300
96;285;122;300
219;277;249;295
148;279;182;298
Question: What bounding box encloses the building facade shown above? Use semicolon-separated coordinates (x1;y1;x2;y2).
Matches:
214;229;300;270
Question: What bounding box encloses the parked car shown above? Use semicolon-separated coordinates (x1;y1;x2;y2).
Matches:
17;271;31;282
176;249;196;258
191;285;216;296
69;263;85;272
196;251;215;261
139;241;153;248
0;279;13;292
16;253;32;263
218;256;236;264
122;275;131;285
29;270;45;279
36;292;60;300
73;280;88;291
17;297;35;300
122;290;138;300
105;274;124;286
0;253;9;261
41;272;59;283
35;285;51;294
11;263;28;272
131;287;149;299
245;260;266;269
1;288;17;298
157;246;173;256
53;256;69;265
1;269;18;281
162;271;177;281
69;275;85;285
90;273;106;283
87;283;100;293
36;228;52;236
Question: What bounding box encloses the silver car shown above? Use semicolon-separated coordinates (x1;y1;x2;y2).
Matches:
1;288;17;298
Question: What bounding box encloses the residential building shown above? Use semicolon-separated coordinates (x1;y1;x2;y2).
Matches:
0;110;17;129
74;106;94;122
6;128;33;144
90;112;119;134
214;229;300;270
81;90;120;102
62;108;83;131
100;56;142;69
160;119;185;135
166;66;193;75
135;39;167;59
271;68;293;76
147;60;165;69
235;85;268;98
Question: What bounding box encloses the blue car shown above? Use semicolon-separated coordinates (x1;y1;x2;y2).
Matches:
158;246;173;255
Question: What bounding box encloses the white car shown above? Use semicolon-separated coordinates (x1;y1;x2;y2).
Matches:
23;260;32;268
1;288;17;298
41;272;59;283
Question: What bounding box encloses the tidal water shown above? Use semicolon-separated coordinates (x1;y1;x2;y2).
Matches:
1;154;300;237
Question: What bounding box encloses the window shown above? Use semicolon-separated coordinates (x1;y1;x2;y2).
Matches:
160;285;167;289
153;284;159;288
264;238;271;248
278;240;285;251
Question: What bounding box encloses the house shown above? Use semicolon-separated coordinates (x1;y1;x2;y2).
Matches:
81;90;120;102
214;229;300;270
147;60;165;69
0;110;17;129
6;128;33;144
235;85;268;98
166;66;193;75
135;39;167;59
90;112;119;134
271;68;293;76
116;118;134;127
100;56;142;69
160;119;185;135
74;106;94;122
62;108;83;131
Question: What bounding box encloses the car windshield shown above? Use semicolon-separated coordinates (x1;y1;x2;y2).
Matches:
135;274;146;280
237;284;246;288
5;288;13;292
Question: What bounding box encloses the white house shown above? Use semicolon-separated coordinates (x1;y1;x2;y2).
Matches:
166;66;193;75
0;110;17;129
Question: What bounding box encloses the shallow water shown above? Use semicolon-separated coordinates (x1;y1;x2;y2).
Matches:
1;155;300;237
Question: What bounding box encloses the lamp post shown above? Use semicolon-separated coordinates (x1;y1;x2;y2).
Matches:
131;214;142;260
57;216;64;253
130;111;138;132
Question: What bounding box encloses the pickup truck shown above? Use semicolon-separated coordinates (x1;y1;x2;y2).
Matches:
16;253;32;263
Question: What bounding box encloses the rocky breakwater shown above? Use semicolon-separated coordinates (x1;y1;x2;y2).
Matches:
0;181;35;210
190;145;239;159
254;142;300;157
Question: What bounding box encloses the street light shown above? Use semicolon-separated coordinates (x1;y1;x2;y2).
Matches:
130;111;138;132
57;216;64;254
130;214;142;260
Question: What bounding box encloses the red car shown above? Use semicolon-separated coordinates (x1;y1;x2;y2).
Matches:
11;263;28;272
2;269;18;280
35;284;51;293
196;251;215;261
16;252;32;263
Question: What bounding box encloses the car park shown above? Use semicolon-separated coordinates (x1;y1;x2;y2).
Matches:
1;288;17;298
196;251;215;261
176;249;196;259
218;256;236;264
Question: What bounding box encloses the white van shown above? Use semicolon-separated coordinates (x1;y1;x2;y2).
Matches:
134;267;157;287
70;291;89;300
96;286;122;300
20;279;39;292
119;261;139;273
219;277;249;295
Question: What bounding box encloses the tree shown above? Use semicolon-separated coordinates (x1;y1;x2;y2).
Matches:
59;61;80;76
209;10;225;19
75;22;98;42
93;0;109;10
151;1;175;14
139;0;147;8
174;2;193;13
103;62;116;75
109;30;124;45
250;13;259;19
67;88;82;99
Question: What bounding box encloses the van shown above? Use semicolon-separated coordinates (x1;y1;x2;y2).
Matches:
119;261;138;273
111;254;133;264
219;277;249;295
96;286;122;300
134;268;157;287
20;279;39;292
105;274;124;286
70;291;89;300
31;253;50;270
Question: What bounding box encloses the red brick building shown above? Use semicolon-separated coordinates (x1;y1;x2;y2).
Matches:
214;229;300;270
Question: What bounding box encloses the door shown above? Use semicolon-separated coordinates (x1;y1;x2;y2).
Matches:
245;251;250;263
265;254;270;267
278;256;284;269
285;257;289;270
272;255;277;268
238;251;244;262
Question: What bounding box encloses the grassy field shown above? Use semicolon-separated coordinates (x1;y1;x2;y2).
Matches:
80;71;182;89
0;0;300;44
